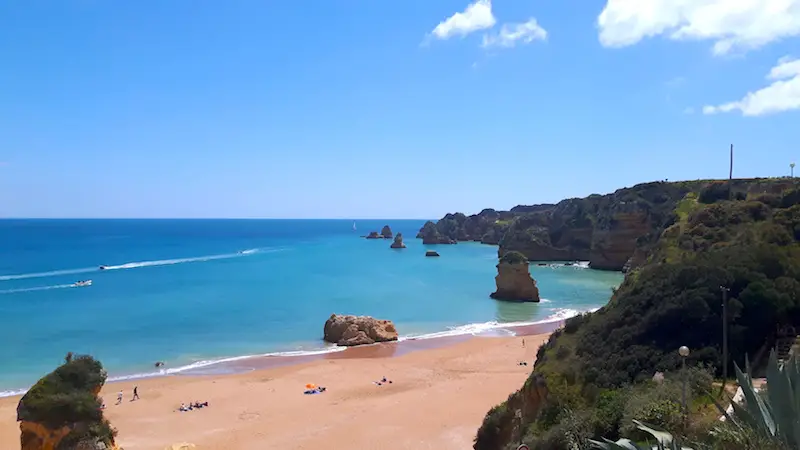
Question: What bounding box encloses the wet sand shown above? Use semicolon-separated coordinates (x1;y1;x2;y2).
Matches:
0;324;557;450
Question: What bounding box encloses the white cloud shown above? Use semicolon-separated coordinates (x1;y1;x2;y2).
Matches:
703;56;800;116
597;0;800;55
430;0;496;40
482;18;548;48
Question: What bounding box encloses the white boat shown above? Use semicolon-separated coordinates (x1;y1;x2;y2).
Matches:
352;221;357;231
73;280;93;287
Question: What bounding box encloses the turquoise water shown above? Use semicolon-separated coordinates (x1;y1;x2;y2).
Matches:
0;219;623;394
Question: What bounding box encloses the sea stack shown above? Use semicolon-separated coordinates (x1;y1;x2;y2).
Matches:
323;314;399;347
490;251;540;302
425;250;440;257
365;231;381;239
390;233;406;249
380;225;393;239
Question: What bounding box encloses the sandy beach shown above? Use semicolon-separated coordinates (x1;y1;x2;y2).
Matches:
0;329;552;450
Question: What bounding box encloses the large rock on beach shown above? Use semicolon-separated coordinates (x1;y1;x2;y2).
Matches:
323;314;399;347
17;353;121;450
490;251;540;302
390;233;406;249
380;225;393;239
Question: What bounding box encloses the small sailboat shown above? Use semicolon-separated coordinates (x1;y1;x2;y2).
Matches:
352;221;357;231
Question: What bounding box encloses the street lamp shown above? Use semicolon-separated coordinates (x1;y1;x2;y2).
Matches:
721;285;730;393
679;346;690;428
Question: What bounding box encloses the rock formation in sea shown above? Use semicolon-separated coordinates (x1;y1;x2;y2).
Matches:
417;221;457;245
489;251;540;302
425;250;440;257
365;231;381;239
390;233;406;249
17;353;120;450
380;225;393;239
323;314;399;346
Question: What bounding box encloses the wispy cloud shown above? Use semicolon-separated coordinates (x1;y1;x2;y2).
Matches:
703;56;800;116
481;18;547;48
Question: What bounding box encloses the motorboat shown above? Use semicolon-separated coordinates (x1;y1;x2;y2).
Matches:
99;265;107;270
73;280;93;287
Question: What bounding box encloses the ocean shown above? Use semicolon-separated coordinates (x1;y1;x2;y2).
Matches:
0;219;623;396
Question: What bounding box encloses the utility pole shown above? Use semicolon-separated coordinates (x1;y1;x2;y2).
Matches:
721;286;730;392
728;144;734;200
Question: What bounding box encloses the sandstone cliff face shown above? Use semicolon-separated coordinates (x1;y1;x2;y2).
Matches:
18;354;119;450
390;233;406;249
323;314;399;346
380;225;393;239
474;373;549;449
416;209;515;245
417;221;457;244
490;252;540;302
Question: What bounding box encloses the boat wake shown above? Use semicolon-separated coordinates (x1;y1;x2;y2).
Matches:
0;284;75;295
0;248;273;282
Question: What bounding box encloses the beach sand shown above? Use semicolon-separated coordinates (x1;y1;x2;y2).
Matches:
0;331;552;450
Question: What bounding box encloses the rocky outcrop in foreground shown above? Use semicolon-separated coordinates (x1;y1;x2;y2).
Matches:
490;251;540;302
380;225;393;239
323;314;399;346
17;353;119;450
390;233;406;249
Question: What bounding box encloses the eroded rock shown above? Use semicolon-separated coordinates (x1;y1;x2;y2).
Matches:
390;233;406;249
490;251;540;302
323;314;399;346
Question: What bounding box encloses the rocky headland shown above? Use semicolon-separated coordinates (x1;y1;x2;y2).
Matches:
489;251;540;302
419;178;795;271
473;177;800;449
17;353;119;450
390;233;406;249
323;314;399;347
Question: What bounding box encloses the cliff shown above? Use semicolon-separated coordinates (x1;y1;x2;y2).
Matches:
323;314;399;346
489;251;540;302
17;353;119;450
423;178;795;271
474;178;800;449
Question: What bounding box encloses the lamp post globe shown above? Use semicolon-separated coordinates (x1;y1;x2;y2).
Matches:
679;346;690;357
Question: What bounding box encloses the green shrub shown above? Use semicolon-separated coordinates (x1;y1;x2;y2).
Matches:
621;383;684;436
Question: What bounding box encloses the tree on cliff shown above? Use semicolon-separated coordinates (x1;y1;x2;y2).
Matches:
499;251;528;265
17;353;117;449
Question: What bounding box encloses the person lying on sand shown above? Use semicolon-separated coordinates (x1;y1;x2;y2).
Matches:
303;386;326;394
373;376;393;386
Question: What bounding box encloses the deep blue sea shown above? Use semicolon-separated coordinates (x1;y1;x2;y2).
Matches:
0;219;623;395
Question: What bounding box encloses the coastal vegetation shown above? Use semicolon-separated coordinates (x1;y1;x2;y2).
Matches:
471;178;800;450
17;353;117;450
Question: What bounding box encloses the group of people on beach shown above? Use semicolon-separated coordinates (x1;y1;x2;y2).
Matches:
179;401;209;411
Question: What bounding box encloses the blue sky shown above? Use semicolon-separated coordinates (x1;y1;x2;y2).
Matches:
1;0;798;219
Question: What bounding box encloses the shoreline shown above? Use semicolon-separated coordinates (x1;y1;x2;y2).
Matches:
0;319;564;400
0;328;558;450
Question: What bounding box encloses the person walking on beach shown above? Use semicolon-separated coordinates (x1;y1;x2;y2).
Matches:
116;391;123;405
132;386;139;401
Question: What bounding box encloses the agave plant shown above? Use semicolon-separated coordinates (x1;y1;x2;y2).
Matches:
588;420;694;450
714;350;800;448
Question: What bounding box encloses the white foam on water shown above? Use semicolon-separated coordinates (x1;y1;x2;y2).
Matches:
0;284;75;295
0;248;275;282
